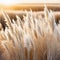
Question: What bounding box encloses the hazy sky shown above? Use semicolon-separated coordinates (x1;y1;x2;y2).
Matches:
0;0;60;5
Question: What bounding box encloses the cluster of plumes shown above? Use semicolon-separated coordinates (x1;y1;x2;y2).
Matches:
0;6;60;60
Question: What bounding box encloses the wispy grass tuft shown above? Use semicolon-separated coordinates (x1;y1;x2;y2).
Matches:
0;7;60;60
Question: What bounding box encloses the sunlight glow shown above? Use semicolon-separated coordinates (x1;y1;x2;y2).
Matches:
0;0;60;6
0;0;44;6
0;0;21;5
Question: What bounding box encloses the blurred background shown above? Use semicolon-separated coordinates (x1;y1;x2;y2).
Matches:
0;0;60;5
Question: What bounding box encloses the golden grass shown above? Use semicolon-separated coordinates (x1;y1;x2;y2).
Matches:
0;6;60;60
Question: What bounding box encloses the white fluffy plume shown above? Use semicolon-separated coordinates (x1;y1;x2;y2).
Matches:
0;7;60;60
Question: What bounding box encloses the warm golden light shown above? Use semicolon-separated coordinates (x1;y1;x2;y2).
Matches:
0;0;19;5
0;0;60;6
